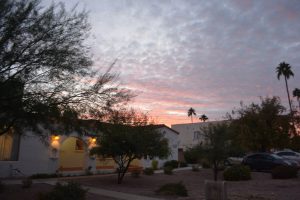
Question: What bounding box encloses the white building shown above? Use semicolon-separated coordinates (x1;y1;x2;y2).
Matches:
171;121;225;150
0;123;179;178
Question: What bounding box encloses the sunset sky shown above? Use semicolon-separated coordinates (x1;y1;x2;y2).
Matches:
45;0;300;126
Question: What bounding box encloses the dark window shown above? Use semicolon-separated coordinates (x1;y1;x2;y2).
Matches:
278;152;295;156
75;139;84;150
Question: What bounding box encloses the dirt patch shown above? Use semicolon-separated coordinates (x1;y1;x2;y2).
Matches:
64;169;300;200
0;183;117;200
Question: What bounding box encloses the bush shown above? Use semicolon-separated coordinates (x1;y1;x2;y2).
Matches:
39;182;87;200
131;169;141;178
179;161;188;168
201;159;211;168
271;166;298;179
22;178;32;188
192;165;200;172
30;173;60;179
143;168;154;175
223;165;251;181
156;182;188;197
151;160;158;170
163;160;178;169
164;166;173;175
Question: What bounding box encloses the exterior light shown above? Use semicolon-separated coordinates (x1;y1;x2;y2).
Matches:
54;136;60;140
92;138;96;143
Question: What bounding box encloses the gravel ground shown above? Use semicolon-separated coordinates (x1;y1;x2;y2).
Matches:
66;169;300;200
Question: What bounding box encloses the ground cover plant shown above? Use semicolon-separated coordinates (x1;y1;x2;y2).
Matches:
156;182;188;197
223;165;251;181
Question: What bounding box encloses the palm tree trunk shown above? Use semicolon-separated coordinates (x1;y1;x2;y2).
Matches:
285;77;292;113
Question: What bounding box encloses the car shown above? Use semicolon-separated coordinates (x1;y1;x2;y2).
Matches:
242;152;294;171
274;150;300;165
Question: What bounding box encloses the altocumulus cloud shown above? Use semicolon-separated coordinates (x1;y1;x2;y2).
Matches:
44;0;300;126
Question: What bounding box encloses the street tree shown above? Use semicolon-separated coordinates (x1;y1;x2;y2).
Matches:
90;109;170;184
0;0;131;136
293;88;300;111
229;97;292;152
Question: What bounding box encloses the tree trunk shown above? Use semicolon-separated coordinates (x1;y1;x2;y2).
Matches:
213;163;218;181
285;77;292;113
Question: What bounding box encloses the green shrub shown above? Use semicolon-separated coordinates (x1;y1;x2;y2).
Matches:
179;161;188;168
131;169;141;178
156;182;188;197
192;165;200;172
151;160;159;170
163;160;178;169
143;168;154;175
39;182;87;200
271;166;298;179
30;173;60;179
201;159;211;168
164;166;173;175
223;165;251;181
22;178;32;188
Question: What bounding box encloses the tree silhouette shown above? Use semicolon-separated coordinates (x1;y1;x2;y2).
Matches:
276;62;294;113
199;114;208;122
293;88;300;111
187;107;196;123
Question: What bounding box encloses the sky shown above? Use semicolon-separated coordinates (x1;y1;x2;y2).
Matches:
44;0;300;126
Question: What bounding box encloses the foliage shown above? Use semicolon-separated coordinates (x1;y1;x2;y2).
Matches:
192;165;200;172
223;165;251;181
187;107;196;123
184;145;203;164
229;97;293;152
163;160;179;169
90;109;170;184
293;88;300;111
271;166;298;179
179;161;188;167
276;62;294;113
198;123;230;180
201;159;211;168
151;160;158;170
30;173;61;179
199;114;208;122
22;178;32;188
0;0;131;136
164;166;173;175
143;168;154;175
156;182;188;197
39;182;87;200
131;169;141;178
290;135;300;152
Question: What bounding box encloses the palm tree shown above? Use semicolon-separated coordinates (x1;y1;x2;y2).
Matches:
293;88;300;110
276;62;294;113
199;114;208;122
187;107;196;123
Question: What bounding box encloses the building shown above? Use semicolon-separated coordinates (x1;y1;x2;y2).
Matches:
0;122;179;178
171;121;225;150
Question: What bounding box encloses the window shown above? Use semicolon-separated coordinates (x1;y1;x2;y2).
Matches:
193;131;201;141
75;139;84;150
0;130;20;161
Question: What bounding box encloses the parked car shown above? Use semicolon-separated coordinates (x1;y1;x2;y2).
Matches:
274;150;300;165
242;153;294;171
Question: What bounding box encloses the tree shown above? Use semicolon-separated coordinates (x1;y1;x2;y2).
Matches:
276;62;294;113
187;107;196;123
0;0;131;136
293;88;300;111
199;114;208;122
90;109;170;184
229;97;292;152
199;123;230;181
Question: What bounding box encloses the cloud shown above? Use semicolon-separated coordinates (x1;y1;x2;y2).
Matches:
44;0;300;126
